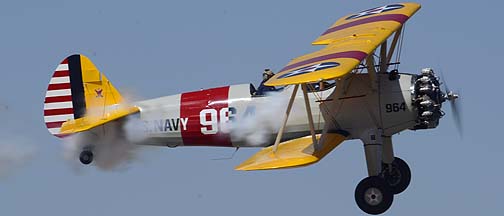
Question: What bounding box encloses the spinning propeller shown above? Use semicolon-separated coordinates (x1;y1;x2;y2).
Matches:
439;71;463;136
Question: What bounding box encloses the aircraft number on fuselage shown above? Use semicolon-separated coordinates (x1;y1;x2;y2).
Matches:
385;102;406;113
200;107;236;135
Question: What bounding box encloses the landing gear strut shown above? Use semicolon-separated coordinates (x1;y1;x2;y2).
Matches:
356;130;394;214
79;150;93;165
355;131;413;214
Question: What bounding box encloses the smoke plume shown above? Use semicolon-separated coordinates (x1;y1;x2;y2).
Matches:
0;136;36;178
0;105;36;179
62;89;148;171
63;116;147;171
229;88;300;146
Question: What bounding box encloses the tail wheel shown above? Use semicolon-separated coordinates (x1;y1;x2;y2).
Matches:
79;150;93;165
355;176;393;215
382;157;411;194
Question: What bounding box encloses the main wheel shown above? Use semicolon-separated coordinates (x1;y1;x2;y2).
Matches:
355;176;393;215
79;150;93;165
382;157;411;194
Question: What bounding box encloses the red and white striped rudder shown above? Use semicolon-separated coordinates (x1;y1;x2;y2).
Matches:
44;57;76;138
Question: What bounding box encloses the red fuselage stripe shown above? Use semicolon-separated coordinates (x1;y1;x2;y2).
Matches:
180;86;232;147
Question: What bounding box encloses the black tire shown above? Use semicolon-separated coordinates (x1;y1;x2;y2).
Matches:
354;176;393;215
79;150;93;165
382;157;411;194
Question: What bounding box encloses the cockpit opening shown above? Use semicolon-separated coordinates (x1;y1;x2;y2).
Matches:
250;80;336;96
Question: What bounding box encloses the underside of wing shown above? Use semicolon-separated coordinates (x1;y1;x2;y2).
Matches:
59;106;140;134
265;2;420;86
235;132;347;171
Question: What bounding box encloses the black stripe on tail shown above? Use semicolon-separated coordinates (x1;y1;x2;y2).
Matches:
67;55;86;119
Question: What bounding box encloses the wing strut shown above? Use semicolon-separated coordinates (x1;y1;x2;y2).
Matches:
273;84;320;153
386;26;403;65
273;85;299;153
366;55;377;91
301;84;318;151
379;41;388;73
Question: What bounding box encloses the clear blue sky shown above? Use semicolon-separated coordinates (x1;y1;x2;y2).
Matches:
0;0;502;215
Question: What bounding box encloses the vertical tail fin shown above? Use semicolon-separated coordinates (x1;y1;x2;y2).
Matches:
44;54;124;138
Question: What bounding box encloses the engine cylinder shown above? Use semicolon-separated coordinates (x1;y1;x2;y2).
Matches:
411;68;445;130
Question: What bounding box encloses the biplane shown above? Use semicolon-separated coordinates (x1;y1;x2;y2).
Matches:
43;2;460;214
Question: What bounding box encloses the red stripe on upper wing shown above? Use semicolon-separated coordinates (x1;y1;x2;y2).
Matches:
44;95;73;103
44;108;74;116
61;59;68;64
45;121;66;128
47;83;71;90
321;14;409;36
279;51;368;73
180;86;232;147
53;71;70;77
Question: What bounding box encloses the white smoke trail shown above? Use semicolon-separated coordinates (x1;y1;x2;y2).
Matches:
0;106;36;178
62;116;147;171
229;89;292;146
0;136;36;178
62;89;148;171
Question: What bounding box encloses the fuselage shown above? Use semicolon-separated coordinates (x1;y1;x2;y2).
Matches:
133;72;425;148
134;83;330;148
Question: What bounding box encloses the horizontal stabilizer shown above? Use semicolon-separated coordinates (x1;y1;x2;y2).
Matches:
235;133;347;171
59;106;139;134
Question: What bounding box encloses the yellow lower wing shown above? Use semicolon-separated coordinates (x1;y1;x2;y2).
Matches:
235;133;346;171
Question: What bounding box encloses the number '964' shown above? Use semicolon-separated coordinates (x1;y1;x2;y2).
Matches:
385;102;406;113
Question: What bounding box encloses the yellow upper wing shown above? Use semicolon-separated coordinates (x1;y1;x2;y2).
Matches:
265;2;421;86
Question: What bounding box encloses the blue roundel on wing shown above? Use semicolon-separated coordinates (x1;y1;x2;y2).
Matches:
278;62;340;79
346;4;404;20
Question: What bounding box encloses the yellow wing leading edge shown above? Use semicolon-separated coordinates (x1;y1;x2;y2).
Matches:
235;132;348;171
265;2;421;86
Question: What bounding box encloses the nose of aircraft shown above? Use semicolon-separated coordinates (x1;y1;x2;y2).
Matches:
443;88;462;136
439;70;463;136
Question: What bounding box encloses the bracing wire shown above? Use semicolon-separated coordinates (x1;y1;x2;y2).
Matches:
395;24;406;70
307;84;340;129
